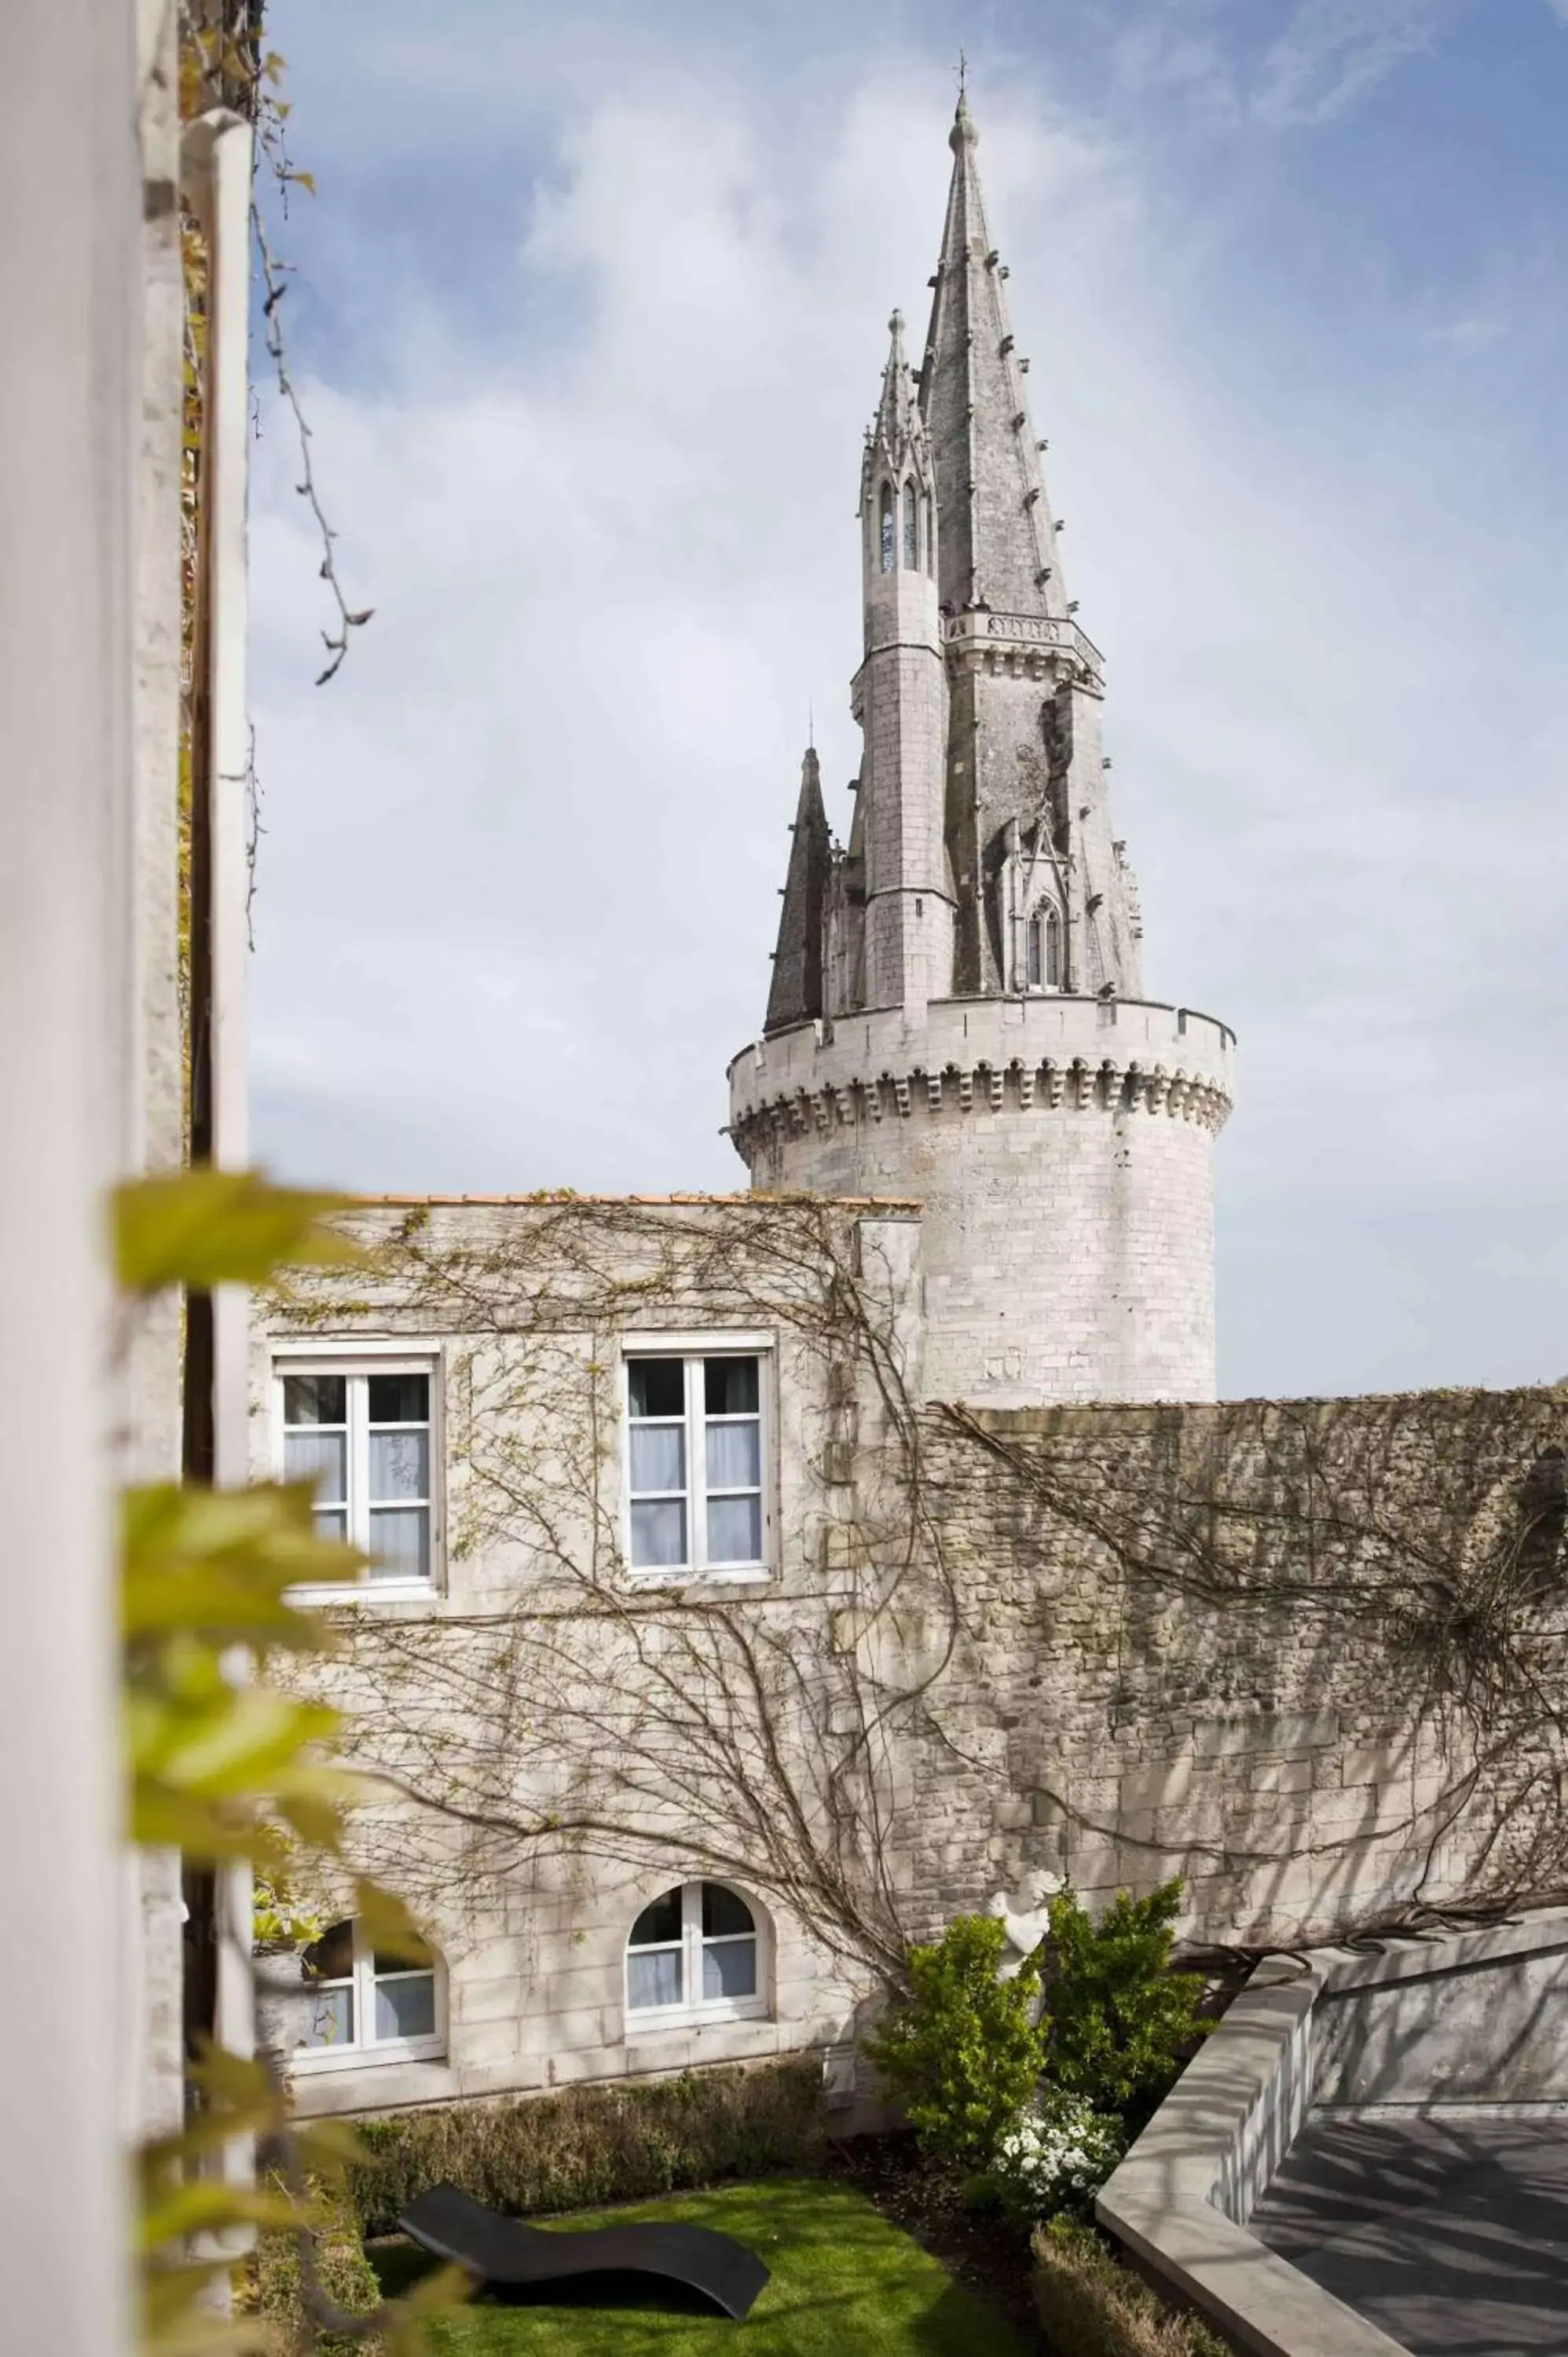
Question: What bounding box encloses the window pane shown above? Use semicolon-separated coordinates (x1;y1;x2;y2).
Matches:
705;1420;760;1490
298;1981;354;2049
285;1428;347;1504
302;1921;355;1981
705;1358;759;1416
628;1358;684;1419
368;1507;430;1582
631;1498;687;1568
367;1373;429;1424
628;1948;683;2011
702;1938;757;2001
369;1428;429;1502
313;1508;348;1546
707;1494;762;1564
629;1889;683;1946
629;1424;685;1494
284;1374;345;1427
374;1972;436;2042
702;1884;753;1938
903;483;918;568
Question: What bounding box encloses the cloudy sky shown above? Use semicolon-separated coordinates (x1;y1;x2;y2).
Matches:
248;0;1568;1402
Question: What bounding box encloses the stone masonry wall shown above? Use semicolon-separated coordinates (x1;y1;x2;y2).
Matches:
912;1392;1568;1953
255;1198;1568;2117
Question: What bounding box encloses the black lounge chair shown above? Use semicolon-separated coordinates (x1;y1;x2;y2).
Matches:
398;2181;771;2322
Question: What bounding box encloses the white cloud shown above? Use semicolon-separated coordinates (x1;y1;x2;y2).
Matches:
248;49;1568;1399
1251;0;1467;125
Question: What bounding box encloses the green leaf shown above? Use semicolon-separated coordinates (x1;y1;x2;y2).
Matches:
352;1877;433;1966
295;2117;373;2178
124;1481;366;1645
115;1168;363;1292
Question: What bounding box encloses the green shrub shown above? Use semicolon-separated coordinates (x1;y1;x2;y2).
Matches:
238;2170;385;2355
864;1914;1046;2169
1032;2216;1232;2357
346;2058;823;2239
1042;1882;1207;2118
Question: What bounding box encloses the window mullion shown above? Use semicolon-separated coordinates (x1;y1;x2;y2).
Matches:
688;1357;705;1571
354;1921;370;2051
350;1375;368;1552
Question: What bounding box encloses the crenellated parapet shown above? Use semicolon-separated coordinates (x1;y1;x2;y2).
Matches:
729;995;1233;1158
941;606;1105;691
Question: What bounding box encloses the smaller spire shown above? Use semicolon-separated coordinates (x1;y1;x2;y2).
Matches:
764;748;832;1036
865;306;928;493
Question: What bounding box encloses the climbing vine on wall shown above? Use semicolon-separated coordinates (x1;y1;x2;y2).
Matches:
267;1197;1568;1979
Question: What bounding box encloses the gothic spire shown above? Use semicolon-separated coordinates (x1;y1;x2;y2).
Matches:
862;307;932;516
764;747;832;1036
918;93;1068;623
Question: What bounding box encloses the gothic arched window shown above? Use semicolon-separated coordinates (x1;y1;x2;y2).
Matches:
924;494;935;577
625;1880;766;2023
1025;901;1062;992
879;484;895;573
902;481;919;570
290;1917;444;2069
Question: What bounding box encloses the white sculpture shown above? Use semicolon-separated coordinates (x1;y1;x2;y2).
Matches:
987;1868;1064;1977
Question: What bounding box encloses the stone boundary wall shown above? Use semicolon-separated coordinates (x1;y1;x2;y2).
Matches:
911;1389;1568;1951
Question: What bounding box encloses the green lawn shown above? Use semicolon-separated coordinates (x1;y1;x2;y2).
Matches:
368;2176;1031;2355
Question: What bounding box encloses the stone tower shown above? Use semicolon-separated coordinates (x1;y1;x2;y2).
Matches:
728;93;1235;1406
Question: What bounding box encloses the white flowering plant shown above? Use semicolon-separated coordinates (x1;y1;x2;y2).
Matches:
988;2088;1125;2222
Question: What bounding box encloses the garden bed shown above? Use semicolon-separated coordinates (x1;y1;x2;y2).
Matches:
366;2176;1034;2354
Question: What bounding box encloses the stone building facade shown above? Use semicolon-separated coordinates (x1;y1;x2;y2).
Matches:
247;97;1567;2133
729;92;1233;1408
253;1197;1566;2121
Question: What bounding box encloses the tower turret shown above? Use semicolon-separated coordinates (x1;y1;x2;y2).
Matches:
730;93;1236;1408
854;311;953;1016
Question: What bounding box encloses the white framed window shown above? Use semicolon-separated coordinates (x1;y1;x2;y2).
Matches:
625;1881;766;2028
290;1916;444;2073
623;1344;771;1579
276;1357;439;1590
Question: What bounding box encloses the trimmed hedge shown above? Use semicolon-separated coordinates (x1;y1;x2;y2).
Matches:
238;2171;386;2355
346;2058;826;2238
1033;2218;1232;2357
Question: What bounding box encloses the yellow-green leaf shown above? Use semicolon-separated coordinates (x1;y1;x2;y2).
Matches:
124;1481;365;1644
352;1877;433;1966
115;1168;363;1292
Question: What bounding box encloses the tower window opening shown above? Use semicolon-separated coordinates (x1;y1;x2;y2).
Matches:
879;484;895;573
924;494;934;576
1025;901;1061;992
902;481;919;570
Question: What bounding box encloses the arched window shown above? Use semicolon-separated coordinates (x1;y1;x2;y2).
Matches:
878;484;895;573
291;1917;443;2069
902;481;919;570
1025;901;1062;992
625;1880;764;2024
923;494;934;577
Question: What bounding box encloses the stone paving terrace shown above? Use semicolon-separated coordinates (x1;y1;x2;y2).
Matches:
1252;2113;1568;2356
